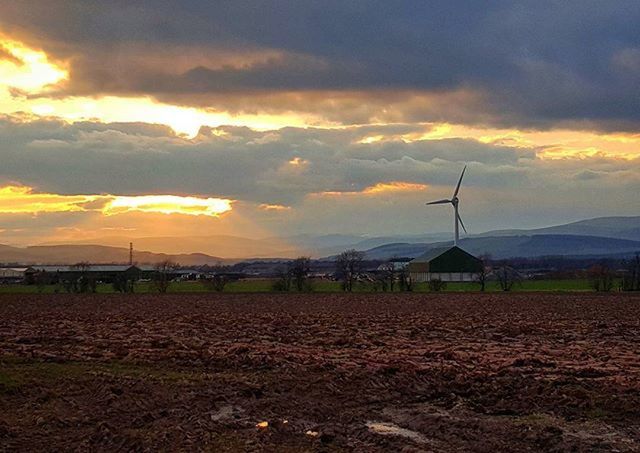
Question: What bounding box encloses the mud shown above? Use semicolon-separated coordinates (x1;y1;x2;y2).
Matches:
1;293;639;451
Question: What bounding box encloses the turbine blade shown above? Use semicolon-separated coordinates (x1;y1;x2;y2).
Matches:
457;211;468;234
453;165;467;197
426;199;451;205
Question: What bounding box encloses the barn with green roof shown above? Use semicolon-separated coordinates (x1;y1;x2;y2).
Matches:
408;246;483;282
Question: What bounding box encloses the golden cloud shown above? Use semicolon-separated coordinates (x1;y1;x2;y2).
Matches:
0;36;332;137
2;35;639;159
0;36;68;92
258;203;292;211
357;123;640;160
0;185;233;217
103;195;233;217
313;181;428;197
0;185;96;213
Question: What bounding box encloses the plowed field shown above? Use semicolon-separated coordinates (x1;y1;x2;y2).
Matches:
1;293;639;452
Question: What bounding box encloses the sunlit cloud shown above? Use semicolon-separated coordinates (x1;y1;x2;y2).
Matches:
288;157;307;166
2;91;328;138
0;185;97;213
0;185;233;217
362;182;428;194
2;33;640;159
0;36;68;92
103;195;233;217
259;203;292;211
0;36;332;137
312;181;428;197
356;123;640;160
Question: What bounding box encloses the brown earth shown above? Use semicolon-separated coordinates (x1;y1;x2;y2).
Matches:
1;293;639;452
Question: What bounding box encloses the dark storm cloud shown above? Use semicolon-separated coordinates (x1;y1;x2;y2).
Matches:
2;1;640;129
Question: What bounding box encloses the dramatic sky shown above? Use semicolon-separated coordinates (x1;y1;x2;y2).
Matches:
1;1;639;249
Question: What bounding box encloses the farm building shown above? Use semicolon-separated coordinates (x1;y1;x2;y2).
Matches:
25;265;141;284
0;268;29;283
408;246;483;282
377;257;413;272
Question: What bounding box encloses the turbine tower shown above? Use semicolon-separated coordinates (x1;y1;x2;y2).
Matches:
426;165;468;246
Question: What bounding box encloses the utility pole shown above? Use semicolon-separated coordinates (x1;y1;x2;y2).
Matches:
129;242;133;266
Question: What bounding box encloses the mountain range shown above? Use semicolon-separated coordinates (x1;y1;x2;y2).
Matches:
360;234;640;261
356;217;640;260
2;216;640;264
0;244;226;266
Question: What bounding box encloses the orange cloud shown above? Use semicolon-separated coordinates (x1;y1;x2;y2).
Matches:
0;185;97;213
313;181;427;197
0;185;233;217
258;203;292;211
288;157;307;166
0;36;331;137
3;35;638;160
357;123;640;160
362;181;428;194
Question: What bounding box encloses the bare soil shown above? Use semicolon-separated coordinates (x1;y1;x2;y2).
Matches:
1;293;639;452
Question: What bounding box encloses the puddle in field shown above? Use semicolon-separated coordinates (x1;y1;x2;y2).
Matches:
366;421;428;444
210;405;245;422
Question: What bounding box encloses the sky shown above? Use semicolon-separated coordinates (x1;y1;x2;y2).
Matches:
0;1;639;250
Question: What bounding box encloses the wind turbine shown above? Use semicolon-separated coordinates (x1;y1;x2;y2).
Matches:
426;165;468;246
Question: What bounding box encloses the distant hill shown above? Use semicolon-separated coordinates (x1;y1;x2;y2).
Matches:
478;216;640;241
359;234;640;260
17;215;640;262
40;232;453;259
315;216;640;257
40;235;299;259
282;232;453;256
0;244;227;266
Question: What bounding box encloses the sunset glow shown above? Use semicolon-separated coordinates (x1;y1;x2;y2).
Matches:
314;182;428;197
362;182;428;194
0;1;638;249
356;123;640;160
104;195;233;217
0;37;327;137
0;37;68;92
259;203;292;211
0;185;232;217
0;186;96;213
1;35;638;156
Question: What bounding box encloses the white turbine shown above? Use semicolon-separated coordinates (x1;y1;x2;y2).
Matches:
426;165;468;246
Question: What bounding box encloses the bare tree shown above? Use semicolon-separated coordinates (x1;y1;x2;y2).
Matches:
272;263;293;291
203;265;234;292
336;249;365;292
495;261;521;291
587;263;614;292
622;253;640;291
290;256;312;292
153;260;178;293
376;262;395;292
475;254;491;292
68;262;96;293
113;274;135;293
33;271;49;293
205;274;229;292
397;266;413;292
